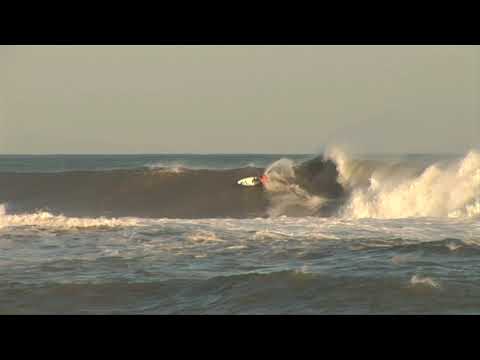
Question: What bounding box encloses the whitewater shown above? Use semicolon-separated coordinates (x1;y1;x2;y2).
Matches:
1;150;479;314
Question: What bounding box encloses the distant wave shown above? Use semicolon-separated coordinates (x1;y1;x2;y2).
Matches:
146;161;264;172
146;163;188;173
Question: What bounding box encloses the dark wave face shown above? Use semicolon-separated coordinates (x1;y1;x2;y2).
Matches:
0;167;267;218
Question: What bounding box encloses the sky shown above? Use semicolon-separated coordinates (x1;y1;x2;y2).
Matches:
0;45;478;154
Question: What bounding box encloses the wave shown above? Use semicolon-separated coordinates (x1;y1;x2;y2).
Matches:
0;154;346;218
0;149;478;219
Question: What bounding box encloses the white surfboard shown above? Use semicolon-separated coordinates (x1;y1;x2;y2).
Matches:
237;176;260;186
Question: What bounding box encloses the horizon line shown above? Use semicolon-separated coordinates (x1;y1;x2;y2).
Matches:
0;151;466;156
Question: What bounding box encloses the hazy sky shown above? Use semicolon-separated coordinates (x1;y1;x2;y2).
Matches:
0;45;478;154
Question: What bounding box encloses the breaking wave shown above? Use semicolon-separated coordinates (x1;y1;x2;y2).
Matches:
327;148;480;219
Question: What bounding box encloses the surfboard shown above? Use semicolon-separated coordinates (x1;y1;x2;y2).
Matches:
237;176;260;186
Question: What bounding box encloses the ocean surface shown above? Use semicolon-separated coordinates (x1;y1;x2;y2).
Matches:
1;151;479;314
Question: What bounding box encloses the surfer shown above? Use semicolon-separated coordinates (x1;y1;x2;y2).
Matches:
259;175;268;186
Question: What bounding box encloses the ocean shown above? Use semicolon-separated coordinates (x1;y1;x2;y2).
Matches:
1;151;479;314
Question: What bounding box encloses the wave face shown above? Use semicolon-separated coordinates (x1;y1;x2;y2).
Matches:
0;167;270;218
0;150;478;219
